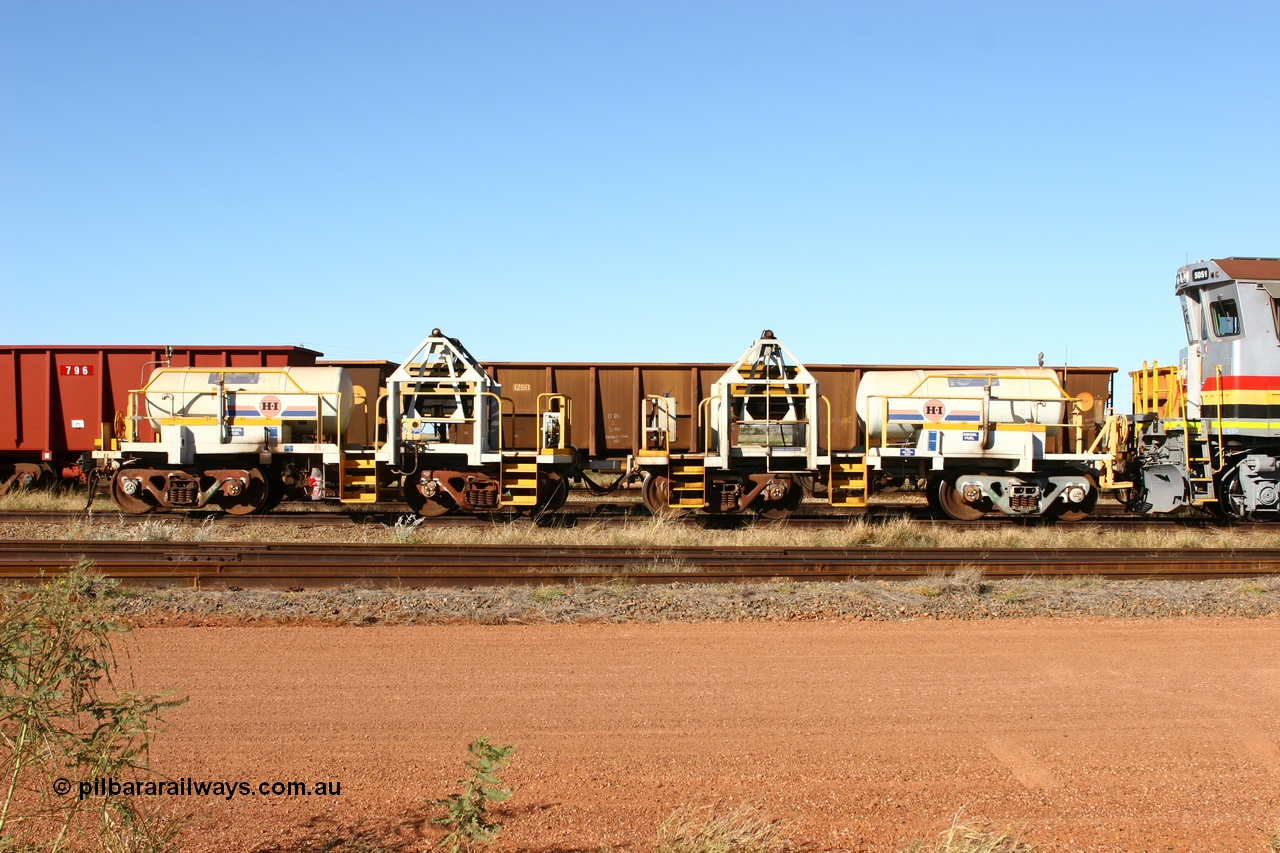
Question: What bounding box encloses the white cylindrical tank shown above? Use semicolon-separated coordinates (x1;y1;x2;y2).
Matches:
855;369;1068;442
143;367;354;436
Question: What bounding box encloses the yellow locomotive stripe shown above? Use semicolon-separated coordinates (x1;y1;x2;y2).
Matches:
1201;390;1279;406
1202;420;1271;430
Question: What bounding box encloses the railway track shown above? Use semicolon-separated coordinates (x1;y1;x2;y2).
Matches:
0;505;1243;531
4;541;1279;587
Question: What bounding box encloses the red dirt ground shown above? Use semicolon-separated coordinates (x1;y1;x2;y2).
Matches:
128;619;1280;852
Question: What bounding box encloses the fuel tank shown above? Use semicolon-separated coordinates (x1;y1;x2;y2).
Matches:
855;369;1068;442
142;367;353;449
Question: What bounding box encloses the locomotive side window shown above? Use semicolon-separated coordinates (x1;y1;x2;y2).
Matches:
1210;299;1241;338
1272;296;1280;342
1183;294;1209;342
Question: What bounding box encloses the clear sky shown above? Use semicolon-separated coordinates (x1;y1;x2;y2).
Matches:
2;2;1277;388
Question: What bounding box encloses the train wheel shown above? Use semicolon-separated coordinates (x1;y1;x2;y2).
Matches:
925;476;944;516
754;476;803;520
1050;471;1098;523
2;463;52;494
935;475;985;521
536;471;570;514
110;470;155;515
404;479;456;517
1216;465;1250;520
221;468;270;516
262;468;286;513
641;474;675;516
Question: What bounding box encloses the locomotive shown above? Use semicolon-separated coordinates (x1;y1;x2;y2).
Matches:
7;257;1278;522
1118;257;1280;520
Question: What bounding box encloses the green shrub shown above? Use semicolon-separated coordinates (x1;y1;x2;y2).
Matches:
531;585;569;604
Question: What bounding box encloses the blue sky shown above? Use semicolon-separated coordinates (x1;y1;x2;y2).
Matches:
2;2;1277;389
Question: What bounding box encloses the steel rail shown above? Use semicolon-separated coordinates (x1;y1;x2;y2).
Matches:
2;541;1279;587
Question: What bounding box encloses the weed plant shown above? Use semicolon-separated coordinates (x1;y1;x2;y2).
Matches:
428;737;515;853
0;563;186;852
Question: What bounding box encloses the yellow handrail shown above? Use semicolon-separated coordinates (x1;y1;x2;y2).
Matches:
820;395;832;454
127;385;346;446
536;393;570;451
482;391;505;450
1214;365;1225;472
863;391;1081;449
699;397;712;453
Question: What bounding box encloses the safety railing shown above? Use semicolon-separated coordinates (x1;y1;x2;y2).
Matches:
394;388;504;451
1131;361;1185;420
536;393;571;453
698;391;813;453
1202;365;1224;473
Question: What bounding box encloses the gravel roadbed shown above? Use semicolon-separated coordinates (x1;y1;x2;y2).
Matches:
116;574;1280;626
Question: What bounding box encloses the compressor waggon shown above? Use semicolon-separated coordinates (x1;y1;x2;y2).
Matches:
634;330;869;519
381;329;575;517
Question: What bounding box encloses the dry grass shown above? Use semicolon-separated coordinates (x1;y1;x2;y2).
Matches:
0;488;117;512
655;803;788;853
376;514;1280;552
991;582;1031;604
908;569;986;599
904;812;1032;852
1263;815;1280;852
5;496;1280;554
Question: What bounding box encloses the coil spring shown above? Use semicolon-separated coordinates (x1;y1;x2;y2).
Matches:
166;480;198;506
1009;486;1040;510
466;486;499;508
